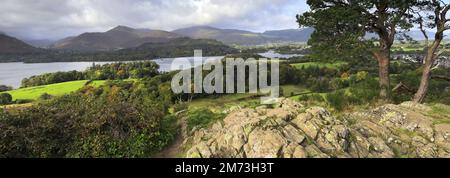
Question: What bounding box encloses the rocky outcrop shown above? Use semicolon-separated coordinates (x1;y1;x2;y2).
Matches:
184;99;450;158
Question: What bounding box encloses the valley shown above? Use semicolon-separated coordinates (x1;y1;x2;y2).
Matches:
0;0;449;160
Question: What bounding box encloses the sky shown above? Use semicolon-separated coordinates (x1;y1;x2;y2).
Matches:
0;0;309;40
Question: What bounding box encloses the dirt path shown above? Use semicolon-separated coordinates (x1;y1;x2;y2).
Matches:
154;117;188;158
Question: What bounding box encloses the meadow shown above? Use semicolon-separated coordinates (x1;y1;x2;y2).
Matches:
1;80;106;101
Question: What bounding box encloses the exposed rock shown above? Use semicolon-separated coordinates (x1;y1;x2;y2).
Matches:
184;98;450;158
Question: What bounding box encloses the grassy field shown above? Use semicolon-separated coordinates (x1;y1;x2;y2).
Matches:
2;80;106;101
291;61;347;69
281;85;311;97
188;93;262;112
186;85;311;112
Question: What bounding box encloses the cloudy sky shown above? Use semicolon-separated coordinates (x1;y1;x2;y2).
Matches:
0;0;309;40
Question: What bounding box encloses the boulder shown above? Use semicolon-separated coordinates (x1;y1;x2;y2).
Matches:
184;99;450;158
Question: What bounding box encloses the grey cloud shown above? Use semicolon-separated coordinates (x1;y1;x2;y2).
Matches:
0;0;308;40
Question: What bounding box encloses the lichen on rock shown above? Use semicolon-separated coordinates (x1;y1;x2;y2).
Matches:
184;98;450;158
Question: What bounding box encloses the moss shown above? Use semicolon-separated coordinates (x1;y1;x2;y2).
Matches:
396;128;419;138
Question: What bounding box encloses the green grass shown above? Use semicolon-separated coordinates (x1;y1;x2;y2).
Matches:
187;85;312;112
428;104;450;123
189;93;261;112
281;85;311;97
291;61;347;69
1;80;106;101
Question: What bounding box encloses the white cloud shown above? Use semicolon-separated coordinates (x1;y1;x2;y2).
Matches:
0;0;308;40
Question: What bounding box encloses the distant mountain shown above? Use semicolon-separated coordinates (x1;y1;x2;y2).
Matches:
404;30;436;40
263;28;314;42
172;26;313;45
20;37;237;63
172;26;275;45
0;34;39;54
51;25;182;51
24;39;56;48
117;37;238;59
366;30;437;41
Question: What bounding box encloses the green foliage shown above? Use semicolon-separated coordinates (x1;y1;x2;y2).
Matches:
299;93;325;103
85;61;160;80
326;76;379;111
39;93;53;100
173;101;189;113
0;93;12;105
187;108;225;131
22;71;85;88
0;79;177;158
0;85;13;92
326;90;347;111
5;80;106;101
297;0;417;62
22;61;160;88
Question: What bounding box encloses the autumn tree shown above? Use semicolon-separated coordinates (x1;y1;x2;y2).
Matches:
297;0;418;101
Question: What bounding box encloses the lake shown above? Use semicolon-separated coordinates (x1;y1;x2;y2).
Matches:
0;56;223;88
257;50;304;59
0;51;299;88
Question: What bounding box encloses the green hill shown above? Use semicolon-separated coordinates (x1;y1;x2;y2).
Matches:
1;80;105;101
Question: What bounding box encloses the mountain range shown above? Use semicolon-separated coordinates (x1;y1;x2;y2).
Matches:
4;25;312;52
1;25;443;55
51;25;182;51
0;34;39;54
172;26;313;45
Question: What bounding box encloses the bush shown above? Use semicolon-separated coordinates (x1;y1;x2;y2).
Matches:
39;93;53;100
310;78;331;92
0;85;13;92
0;80;176;158
326;90;347;111
298;93;325;103
15;99;33;104
0;93;12;105
173;101;188;113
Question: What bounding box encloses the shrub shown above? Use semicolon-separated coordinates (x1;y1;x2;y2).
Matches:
15;99;33;104
173;101;188;113
326;90;347;111
0;85;13;92
0;93;12;105
39;93;53;100
298;93;325;103
0;80;176;158
356;71;368;82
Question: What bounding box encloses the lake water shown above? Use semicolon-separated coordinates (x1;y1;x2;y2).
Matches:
0;56;224;88
0;51;299;88
257;50;304;59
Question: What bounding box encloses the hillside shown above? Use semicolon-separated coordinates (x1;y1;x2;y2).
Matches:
172;26;274;45
263;28;314;42
184;99;450;158
20;37;237;63
172;26;314;45
0;34;39;54
2;80;106;101
116;37;238;58
51;25;182;51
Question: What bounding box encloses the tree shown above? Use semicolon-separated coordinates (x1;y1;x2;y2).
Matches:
297;0;418;100
0;93;12;105
413;0;450;103
0;85;13;92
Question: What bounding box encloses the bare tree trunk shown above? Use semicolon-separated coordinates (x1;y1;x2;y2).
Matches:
374;50;391;101
414;39;442;103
